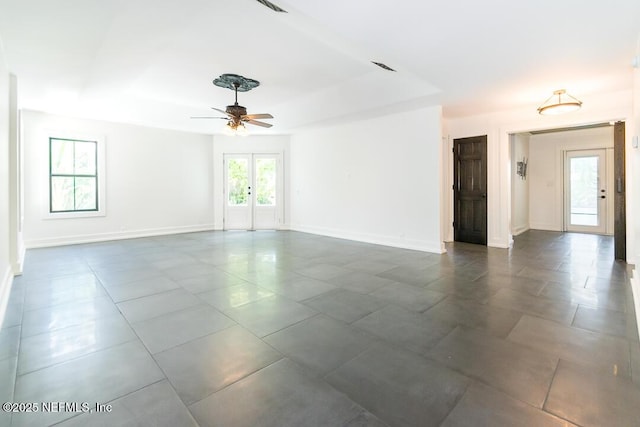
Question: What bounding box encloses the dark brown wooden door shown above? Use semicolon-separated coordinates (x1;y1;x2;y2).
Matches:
454;135;487;245
613;121;626;260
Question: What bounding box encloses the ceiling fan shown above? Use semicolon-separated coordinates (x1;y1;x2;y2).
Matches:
191;73;273;131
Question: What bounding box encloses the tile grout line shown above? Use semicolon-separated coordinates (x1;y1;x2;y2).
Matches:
9;282;26;427
540;357;561;412
436;379;474;427
568;303;580;326
185;357;286;410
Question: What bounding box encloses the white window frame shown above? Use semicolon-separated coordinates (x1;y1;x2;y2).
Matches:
44;131;106;219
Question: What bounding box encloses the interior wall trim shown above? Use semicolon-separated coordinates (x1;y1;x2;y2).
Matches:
528;222;563;232
0;267;14;330
24;224;216;248
290;224;445;254
511;226;530;236
12;246;25;276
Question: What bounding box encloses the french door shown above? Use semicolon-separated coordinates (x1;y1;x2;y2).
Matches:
224;153;282;230
564;149;613;234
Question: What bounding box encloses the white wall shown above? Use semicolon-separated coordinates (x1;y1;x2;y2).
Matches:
289;106;444;253
212;134;291;230
528;126;613;232
0;40;13;326
9;74;24;274
511;133;529;235
22;111;214;247
445;89;635;256
631;64;640;336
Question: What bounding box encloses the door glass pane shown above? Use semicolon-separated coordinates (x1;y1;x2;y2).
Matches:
570;156;598;226
228;159;249;206
255;158;276;206
50;139;74;174
51;177;75;211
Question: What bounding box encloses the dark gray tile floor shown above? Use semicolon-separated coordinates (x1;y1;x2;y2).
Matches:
0;230;638;426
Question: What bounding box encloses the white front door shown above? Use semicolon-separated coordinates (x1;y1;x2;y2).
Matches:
565;149;612;234
224;153;282;230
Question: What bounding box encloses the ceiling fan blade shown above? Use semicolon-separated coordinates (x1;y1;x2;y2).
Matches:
190;116;226;119
246;119;273;128
242;113;273;120
211;107;232;116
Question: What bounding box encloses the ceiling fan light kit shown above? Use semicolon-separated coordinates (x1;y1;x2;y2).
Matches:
225;121;248;136
537;89;582;115
191;73;274;135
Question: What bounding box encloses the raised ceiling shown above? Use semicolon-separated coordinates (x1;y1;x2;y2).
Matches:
0;0;639;134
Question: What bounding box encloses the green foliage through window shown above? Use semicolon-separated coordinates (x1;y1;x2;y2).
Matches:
256;159;276;205
226;156;277;206
227;159;249;205
570;157;597;211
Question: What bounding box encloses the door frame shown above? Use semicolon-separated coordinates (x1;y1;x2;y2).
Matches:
563;148;612;235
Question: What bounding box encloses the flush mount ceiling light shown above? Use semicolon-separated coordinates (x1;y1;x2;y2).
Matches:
537;89;582;115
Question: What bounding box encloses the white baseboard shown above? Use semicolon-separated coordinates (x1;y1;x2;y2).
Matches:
488;242;511;249
25;224;217;248
529;223;562;232
0;266;14;330
213;223;290;232
12;243;25;276
290;224;444;253
511;226;530;236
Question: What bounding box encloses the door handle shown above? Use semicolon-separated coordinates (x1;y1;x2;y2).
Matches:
617;177;623;193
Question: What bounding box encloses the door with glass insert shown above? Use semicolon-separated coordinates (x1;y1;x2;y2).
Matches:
224;153;281;230
565;149;609;234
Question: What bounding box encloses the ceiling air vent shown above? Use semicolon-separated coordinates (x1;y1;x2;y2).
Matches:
256;0;288;13
371;61;396;72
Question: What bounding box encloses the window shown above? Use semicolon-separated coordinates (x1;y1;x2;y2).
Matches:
49;137;98;213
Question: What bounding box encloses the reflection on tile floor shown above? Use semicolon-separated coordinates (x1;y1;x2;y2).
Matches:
0;230;638;426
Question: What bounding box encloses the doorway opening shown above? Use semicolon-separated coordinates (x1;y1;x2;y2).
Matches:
510;121;626;260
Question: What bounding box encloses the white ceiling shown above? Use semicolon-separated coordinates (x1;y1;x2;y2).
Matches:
1;0;639;134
